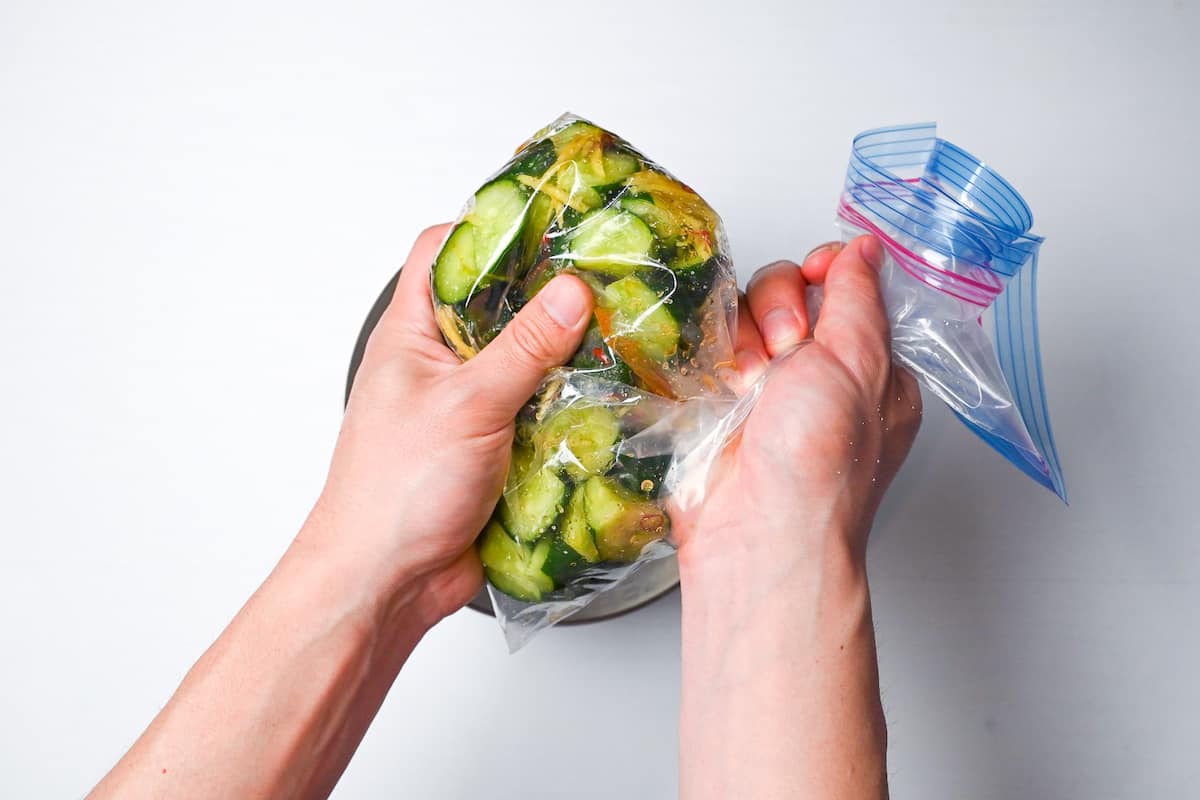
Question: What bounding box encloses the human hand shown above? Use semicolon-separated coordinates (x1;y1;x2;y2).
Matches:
676;235;921;575
298;225;594;625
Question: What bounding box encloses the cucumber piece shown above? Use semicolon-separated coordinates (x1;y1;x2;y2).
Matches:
554;162;603;212
620;195;678;238
576;148;640;188
478;521;554;602
509;139;556;178
597;275;681;361
582;477;669;563
540;486;599;583
568;323;634;384
498;446;567;543
566;207;655;276
550;120;604;151
609;452;671;500
621;194;714;270
532;404;621;481
642;258;719;321
518;191;555;276
432;178;530;304
561;483;599;562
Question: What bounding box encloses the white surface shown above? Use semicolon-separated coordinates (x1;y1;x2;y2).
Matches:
2;1;1198;797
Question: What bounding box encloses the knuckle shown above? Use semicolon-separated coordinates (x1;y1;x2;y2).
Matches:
507;315;558;365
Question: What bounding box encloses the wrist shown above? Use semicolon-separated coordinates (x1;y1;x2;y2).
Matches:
678;513;868;588
289;502;445;636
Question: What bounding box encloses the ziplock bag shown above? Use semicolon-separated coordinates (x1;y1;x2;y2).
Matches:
837;123;1065;499
429;113;737;650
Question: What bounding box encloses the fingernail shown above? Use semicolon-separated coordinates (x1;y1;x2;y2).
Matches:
760;307;802;352
540;276;590;328
860;236;884;270
803;241;843;262
736;349;768;388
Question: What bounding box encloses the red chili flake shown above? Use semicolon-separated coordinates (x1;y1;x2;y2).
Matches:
592;347;609;365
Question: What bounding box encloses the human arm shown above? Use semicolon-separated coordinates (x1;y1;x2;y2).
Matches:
677;237;921;799
89;225;595;799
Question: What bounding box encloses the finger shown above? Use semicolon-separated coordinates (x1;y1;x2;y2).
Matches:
379;223;454;341
732;292;768;390
804;235;891;392
798;241;843;283
745;259;808;358
460;274;593;425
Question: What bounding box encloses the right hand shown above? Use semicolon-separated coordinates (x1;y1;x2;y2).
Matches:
675;236;921;574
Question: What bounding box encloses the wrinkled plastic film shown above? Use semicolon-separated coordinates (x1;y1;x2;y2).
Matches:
429;114;738;650
839;123;1066;499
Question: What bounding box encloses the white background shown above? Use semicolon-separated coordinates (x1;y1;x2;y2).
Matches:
2;1;1198;797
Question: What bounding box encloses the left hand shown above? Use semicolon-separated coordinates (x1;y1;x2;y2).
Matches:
298;224;594;624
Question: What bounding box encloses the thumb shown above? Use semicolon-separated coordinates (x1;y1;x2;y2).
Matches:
461;274;593;424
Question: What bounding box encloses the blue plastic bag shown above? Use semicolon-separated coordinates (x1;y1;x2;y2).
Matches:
837;123;1066;499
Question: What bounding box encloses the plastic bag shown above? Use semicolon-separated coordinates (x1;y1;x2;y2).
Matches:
837;123;1066;499
429;113;737;650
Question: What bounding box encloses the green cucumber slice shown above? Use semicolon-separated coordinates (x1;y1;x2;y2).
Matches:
498;446;567;543
540;486;599;583
561;484;599;563
568;323;634;384
619;196;678;238
598;275;681;361
582;477;669;563
532;404;621;481
432;178;529;304
478;522;554;602
565;207;655;276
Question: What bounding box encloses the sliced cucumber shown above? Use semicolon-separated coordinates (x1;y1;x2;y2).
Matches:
478;521;554;602
565;207;655;276
621;195;714;270
561;484;599;562
553;161;603;212
518;191;556;275
610;452;672;500
620;195;678;238
576;149;640;188
532;403;621;481
432;178;529;304
550;120;604;151
498;446;567;543
568;323;634;384
597;275;681;361
509;138;556;178
582;477;669;563
540;486;599;583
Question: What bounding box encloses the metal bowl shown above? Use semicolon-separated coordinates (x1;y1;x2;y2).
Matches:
344;270;680;623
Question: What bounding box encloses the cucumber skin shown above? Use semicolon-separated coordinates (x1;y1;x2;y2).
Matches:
609;453;672;501
478;522;555;602
568;324;634;384
509;139;556;178
582;477;670;563
540;538;592;584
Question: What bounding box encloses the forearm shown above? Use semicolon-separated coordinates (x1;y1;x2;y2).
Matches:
679;530;887;800
90;517;435;799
